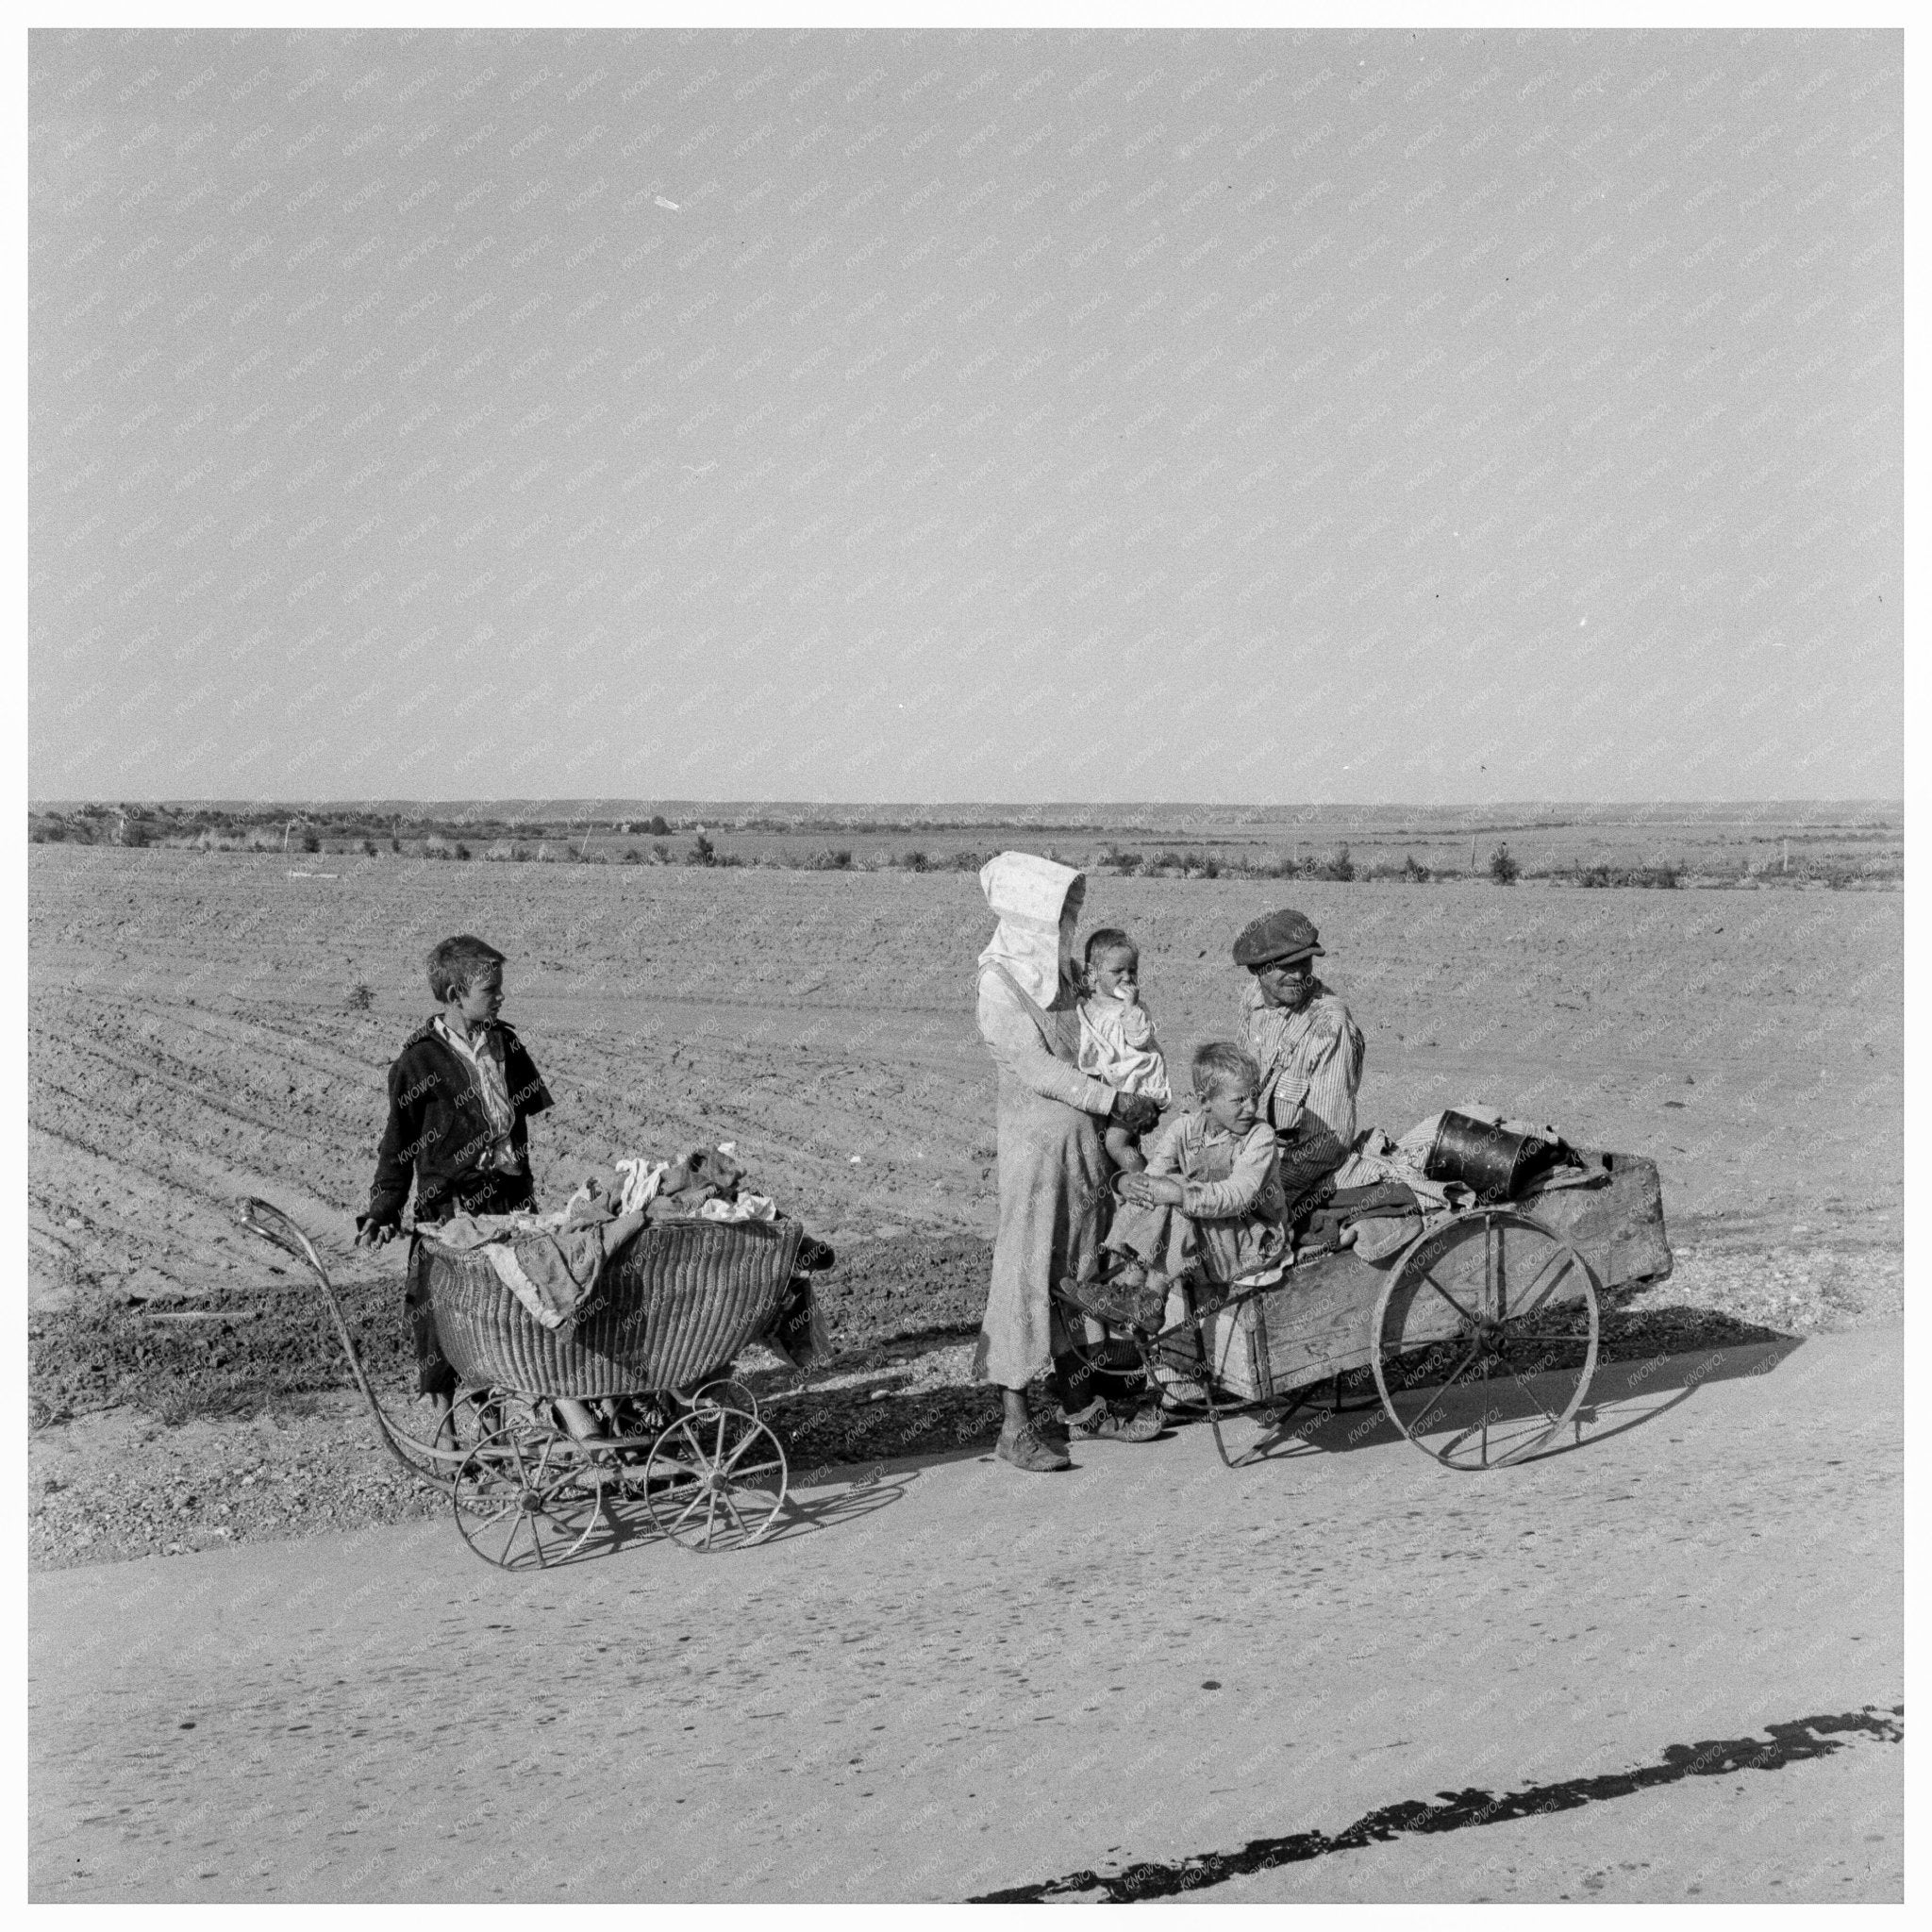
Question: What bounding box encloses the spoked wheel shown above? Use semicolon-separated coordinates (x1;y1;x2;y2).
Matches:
385;1389;546;1489
685;1377;759;1421
437;1389;522;1458
643;1407;788;1552
452;1421;606;1570
1372;1208;1600;1470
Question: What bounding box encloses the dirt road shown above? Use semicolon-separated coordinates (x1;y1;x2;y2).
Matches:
30;1323;1902;1903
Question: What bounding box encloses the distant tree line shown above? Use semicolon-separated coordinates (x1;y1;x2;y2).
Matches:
25;807;1899;888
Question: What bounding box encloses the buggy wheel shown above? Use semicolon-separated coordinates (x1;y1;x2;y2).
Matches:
383;1389;528;1487
452;1421;606;1570
686;1377;759;1422
1372;1208;1600;1471
437;1389;518;1458
643;1407;787;1552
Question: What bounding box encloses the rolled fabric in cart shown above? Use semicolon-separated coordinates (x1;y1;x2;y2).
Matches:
430;1206;649;1332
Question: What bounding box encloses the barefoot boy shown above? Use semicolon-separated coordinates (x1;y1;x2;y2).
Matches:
1070;1041;1287;1329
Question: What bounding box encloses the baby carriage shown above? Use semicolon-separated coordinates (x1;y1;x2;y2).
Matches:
239;1197;819;1570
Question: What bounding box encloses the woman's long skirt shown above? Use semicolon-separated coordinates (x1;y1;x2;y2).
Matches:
973;1073;1109;1388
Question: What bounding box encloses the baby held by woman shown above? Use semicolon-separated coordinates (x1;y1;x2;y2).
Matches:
1076;928;1171;1173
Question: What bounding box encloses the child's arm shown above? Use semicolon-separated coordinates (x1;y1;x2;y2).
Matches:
1117;1002;1173;1105
1119;1116;1188;1206
1181;1124;1278;1221
358;1061;421;1244
1141;1115;1186;1178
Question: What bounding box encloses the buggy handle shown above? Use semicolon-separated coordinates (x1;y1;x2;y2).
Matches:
235;1196;450;1482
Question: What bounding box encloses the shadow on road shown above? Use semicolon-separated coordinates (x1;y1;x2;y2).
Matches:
483;1461;918;1572
974;1704;1904;1903
1219;1331;1807;1467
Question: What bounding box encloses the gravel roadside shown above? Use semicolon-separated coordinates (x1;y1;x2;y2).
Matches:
27;1224;1900;1573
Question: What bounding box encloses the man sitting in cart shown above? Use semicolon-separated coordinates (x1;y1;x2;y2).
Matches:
1233;908;1366;1216
354;934;555;1418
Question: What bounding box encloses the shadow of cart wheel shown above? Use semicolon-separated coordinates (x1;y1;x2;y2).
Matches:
1190;1331;1807;1469
558;1461;911;1561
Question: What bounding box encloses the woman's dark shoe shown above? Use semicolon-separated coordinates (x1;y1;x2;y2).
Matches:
996;1423;1073;1472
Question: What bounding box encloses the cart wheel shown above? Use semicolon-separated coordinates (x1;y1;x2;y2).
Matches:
452;1421;606;1570
642;1407;788;1552
1372;1208;1600;1471
687;1377;759;1421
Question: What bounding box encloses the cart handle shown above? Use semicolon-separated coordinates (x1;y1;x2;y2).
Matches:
235;1197;452;1483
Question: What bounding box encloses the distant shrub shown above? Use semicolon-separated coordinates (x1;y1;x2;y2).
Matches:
300;831;321;854
1303;843;1354;882
1101;844;1143;875
902;850;928;873
1403;854;1432;883
623;847;641;864
389;836;402;853
951;850;983;873
361;839;378;857
1574;863;1677;889
1488;843;1521;886
803;847;853;871
652;841;671;863
648;814;672;837
687;833;716;867
455;843;472;861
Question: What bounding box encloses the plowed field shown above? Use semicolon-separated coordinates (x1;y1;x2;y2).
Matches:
30;846;1901;1307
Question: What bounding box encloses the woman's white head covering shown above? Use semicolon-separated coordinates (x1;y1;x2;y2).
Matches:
977;851;1085;1007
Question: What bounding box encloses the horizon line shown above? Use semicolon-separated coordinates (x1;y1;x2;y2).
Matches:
28;796;1906;813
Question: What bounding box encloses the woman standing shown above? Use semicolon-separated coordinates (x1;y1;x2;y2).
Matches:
973;853;1164;1471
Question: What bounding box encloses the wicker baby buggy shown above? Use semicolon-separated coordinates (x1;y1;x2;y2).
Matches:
240;1199;811;1571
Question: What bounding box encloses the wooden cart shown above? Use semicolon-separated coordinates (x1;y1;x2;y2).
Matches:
1057;1149;1672;1472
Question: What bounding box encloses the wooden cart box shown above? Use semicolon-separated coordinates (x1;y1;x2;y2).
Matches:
1202;1150;1670;1404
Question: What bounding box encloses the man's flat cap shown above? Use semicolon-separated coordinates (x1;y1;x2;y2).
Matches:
1232;908;1325;969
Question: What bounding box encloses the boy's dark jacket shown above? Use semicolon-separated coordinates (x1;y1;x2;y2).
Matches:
361;1018;555;1230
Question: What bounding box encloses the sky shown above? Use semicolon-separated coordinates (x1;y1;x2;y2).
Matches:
27;25;1903;805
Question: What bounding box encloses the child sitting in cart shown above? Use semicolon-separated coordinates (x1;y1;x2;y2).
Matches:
1076;927;1172;1174
1066;1041;1287;1332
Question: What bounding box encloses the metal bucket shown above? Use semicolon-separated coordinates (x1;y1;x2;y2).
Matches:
1423;1111;1560;1201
